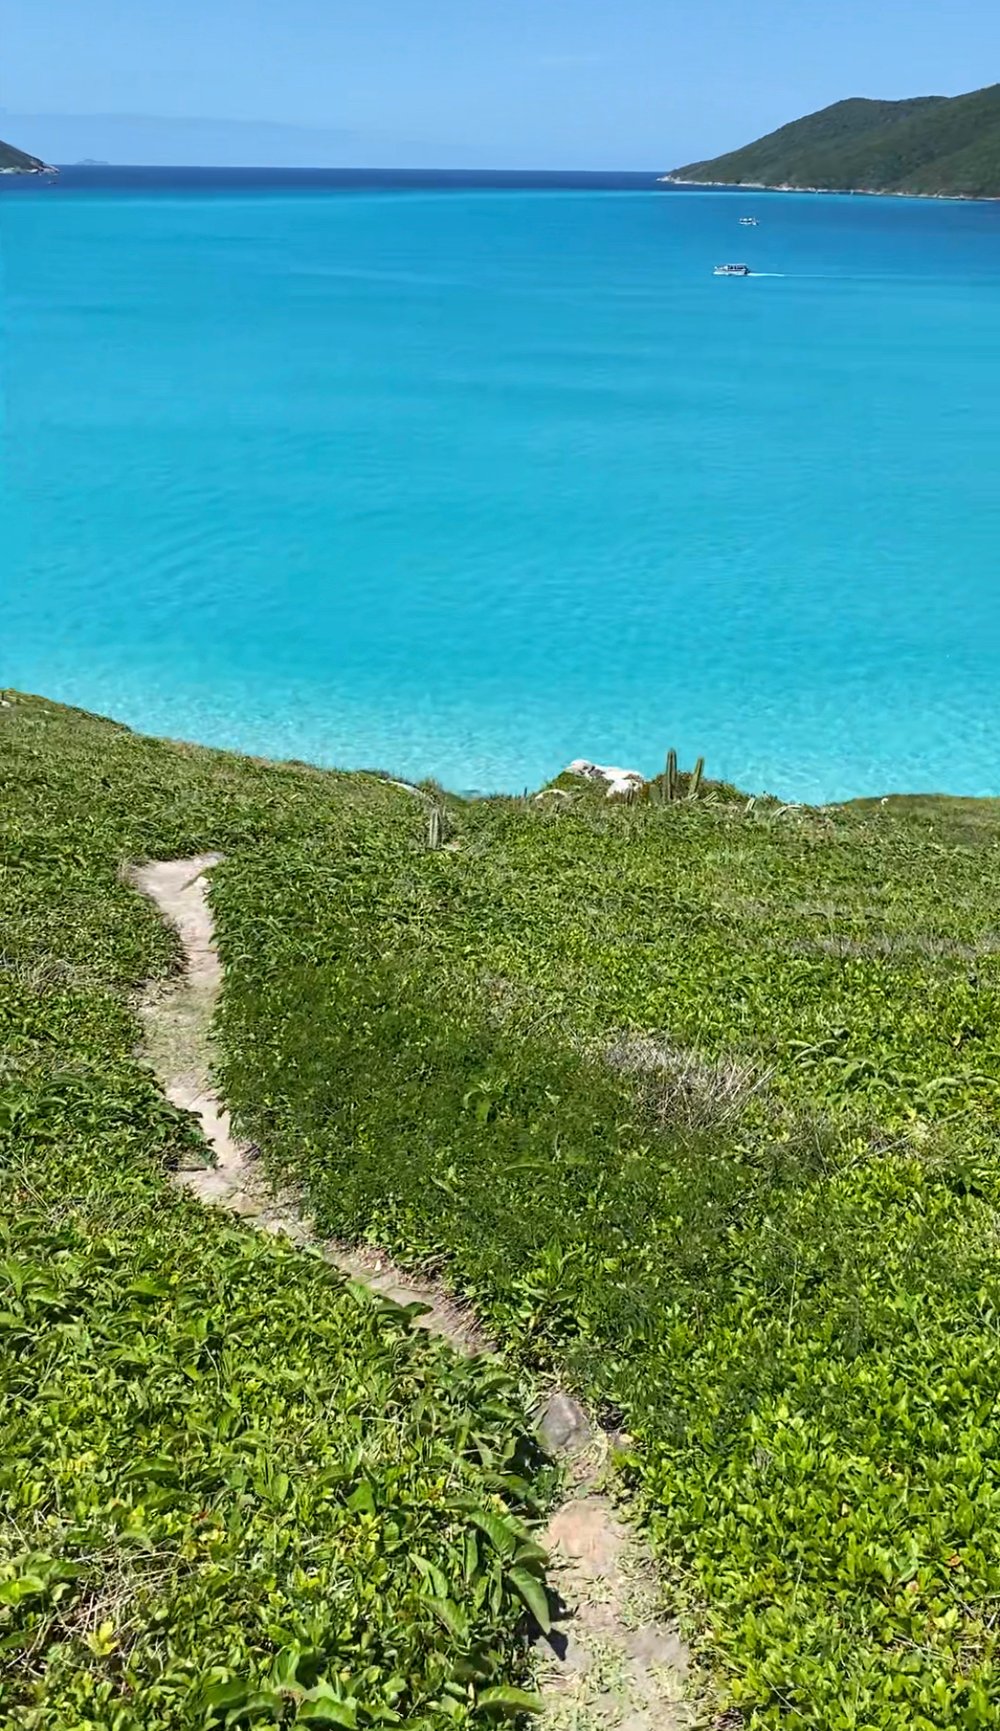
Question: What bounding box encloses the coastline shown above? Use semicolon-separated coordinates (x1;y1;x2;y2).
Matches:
660;173;1000;204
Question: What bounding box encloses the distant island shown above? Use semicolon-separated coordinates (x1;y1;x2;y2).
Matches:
664;82;1000;200
0;136;55;174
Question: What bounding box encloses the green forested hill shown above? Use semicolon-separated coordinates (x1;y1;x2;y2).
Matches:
0;135;50;171
670;83;1000;198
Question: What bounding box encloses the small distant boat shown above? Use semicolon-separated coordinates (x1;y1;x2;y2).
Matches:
714;263;751;277
739;215;758;226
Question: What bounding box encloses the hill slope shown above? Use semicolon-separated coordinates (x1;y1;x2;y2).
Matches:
0;695;545;1729
670;83;1000;197
8;692;1000;1727
0;135;52;172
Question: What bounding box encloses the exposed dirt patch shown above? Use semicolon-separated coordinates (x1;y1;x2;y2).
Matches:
129;855;695;1727
537;1429;697;1730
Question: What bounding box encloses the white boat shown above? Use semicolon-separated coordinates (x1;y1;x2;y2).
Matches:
739;215;758;226
714;263;751;277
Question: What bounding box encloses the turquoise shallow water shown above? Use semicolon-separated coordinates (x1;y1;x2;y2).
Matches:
3;169;1000;800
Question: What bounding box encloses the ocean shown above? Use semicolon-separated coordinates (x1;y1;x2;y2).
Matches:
3;166;1000;800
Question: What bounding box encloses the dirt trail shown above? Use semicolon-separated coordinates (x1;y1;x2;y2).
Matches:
131;855;483;1346
131;855;695;1730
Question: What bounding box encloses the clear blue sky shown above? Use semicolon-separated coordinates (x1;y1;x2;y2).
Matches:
4;0;999;168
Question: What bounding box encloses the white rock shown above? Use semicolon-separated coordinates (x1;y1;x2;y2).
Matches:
565;760;646;798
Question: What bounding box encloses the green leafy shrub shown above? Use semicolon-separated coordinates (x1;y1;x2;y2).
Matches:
212;779;1000;1728
9;692;1000;1727
0;697;546;1729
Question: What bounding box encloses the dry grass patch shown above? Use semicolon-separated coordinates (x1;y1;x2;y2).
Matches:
604;1035;768;1131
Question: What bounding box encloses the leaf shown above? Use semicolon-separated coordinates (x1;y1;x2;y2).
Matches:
128;1276;171;1301
201;1678;251;1714
123;1455;179;1485
423;1596;469;1644
507;1567;551;1634
465;1508;519;1559
84;1618;118;1656
512;1541;549;1567
347;1480;376;1515
270;1643;305;1690
0;1628;32;1655
267;1470;291;1506
298;1698;358;1727
0;1574;46;1606
475;1685;544;1716
412;1554;450;1600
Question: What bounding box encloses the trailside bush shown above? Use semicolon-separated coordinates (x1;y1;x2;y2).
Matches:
0;1142;546;1728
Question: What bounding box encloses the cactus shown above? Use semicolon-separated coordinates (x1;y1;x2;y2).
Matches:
688;756;705;800
666;749;678;803
427;805;444;850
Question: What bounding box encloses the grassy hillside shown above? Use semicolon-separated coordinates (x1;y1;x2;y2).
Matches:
0;137;50;172
6;692;1000;1727
671;83;1000;197
0;696;546;1730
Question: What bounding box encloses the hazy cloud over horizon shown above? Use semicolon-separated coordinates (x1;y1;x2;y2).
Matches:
1;110;481;169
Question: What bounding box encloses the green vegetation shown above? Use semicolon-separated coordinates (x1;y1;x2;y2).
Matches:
7;692;1000;1728
0;137;50;172
215;773;1000;1726
0;696;547;1730
670;82;1000;198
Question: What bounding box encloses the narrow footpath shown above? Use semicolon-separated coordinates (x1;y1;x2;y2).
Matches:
131;855;695;1731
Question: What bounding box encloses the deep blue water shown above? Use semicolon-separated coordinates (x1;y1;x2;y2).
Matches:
3;166;1000;799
